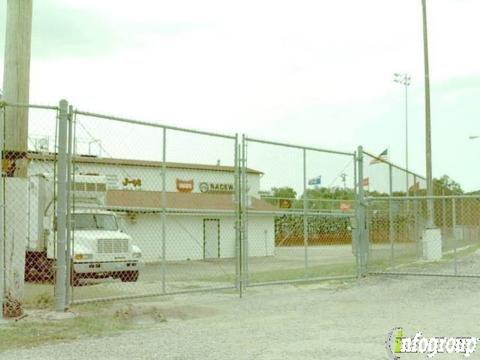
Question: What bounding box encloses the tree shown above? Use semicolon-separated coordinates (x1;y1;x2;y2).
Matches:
433;175;463;195
271;187;297;199
263;187;297;208
302;187;355;201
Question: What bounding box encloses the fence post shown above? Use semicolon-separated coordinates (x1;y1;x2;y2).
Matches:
413;175;420;259
388;163;394;266
303;148;308;278
356;146;367;277
234;135;242;296
65;105;74;307
161;127;167;294
55;99;69;312
241;134;249;287
353;152;358;196
452;197;457;275
0;104;4;322
442;188;447;238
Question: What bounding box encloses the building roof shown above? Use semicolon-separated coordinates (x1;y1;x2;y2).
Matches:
105;190;277;212
27;151;262;174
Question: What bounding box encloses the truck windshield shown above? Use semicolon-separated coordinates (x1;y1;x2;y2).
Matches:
73;214;118;231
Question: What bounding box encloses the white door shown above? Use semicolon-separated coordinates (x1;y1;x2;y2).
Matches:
204;219;220;260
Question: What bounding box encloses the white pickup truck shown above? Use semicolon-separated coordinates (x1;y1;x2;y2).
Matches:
25;173;142;285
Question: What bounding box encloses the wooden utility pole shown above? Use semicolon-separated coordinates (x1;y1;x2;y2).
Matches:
2;0;33;318
3;0;32;153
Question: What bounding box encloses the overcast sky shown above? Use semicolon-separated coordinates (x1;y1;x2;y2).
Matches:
1;0;479;191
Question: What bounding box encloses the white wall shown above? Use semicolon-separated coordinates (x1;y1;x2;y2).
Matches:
120;213;274;262
246;215;276;258
28;160;261;197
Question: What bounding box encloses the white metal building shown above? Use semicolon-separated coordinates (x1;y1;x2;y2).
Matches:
27;153;276;262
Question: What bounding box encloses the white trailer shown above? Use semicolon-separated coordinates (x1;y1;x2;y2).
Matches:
25;174;142;285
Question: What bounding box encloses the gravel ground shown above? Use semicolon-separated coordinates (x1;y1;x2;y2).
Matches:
3;273;480;360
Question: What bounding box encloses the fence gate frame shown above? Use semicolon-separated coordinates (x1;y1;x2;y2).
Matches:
237;136;363;290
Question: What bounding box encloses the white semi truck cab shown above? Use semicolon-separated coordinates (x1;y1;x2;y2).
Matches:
26;173;142;285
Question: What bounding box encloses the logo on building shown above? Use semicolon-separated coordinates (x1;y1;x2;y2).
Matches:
199;182;234;193
122;177;142;189
176;179;194;193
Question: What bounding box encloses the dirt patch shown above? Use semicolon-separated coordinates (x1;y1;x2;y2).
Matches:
114;304;166;325
112;302;218;324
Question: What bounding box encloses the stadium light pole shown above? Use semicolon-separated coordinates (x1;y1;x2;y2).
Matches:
394;73;411;192
421;0;434;227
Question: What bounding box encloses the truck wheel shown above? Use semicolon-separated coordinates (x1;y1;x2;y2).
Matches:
25;251;54;283
120;271;139;282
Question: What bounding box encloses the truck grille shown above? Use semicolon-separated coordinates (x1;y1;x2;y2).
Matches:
97;239;129;254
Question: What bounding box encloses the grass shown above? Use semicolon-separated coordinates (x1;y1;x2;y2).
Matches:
0;310;131;353
368;243;480;273
24;282;132;306
0;298;173;353
441;243;480;261
249;262;356;283
24;284;55;309
194;261;357;284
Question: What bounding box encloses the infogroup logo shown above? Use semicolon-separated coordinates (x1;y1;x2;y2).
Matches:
385;327;477;359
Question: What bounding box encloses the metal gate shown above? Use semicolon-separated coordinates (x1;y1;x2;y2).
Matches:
66;108;240;305
238;137;361;287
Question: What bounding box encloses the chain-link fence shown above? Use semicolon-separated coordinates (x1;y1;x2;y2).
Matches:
1;102;61;317
240;137;359;286
360;149;427;275
359;148;480;278
7;100;479;315
367;196;480;277
2;101;370;315
66;109;240;304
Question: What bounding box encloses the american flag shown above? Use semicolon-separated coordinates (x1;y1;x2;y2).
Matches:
370;148;389;165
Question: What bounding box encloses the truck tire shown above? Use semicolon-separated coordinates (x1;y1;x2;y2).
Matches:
119;270;139;282
25;251;54;283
